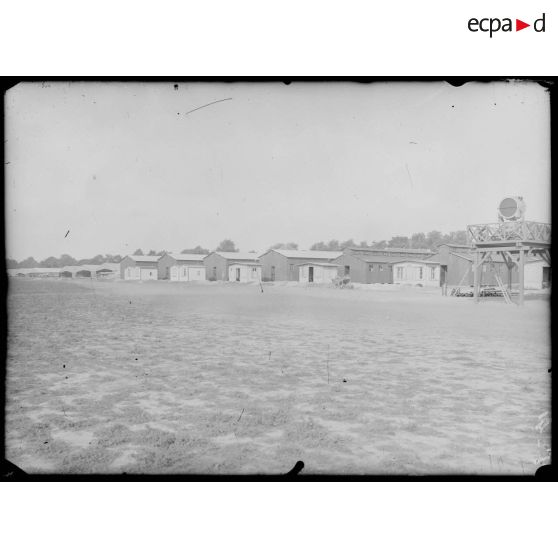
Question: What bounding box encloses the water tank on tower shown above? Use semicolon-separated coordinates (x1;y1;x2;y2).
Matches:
498;197;526;221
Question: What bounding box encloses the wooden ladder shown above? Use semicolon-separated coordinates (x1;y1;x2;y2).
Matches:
495;273;513;304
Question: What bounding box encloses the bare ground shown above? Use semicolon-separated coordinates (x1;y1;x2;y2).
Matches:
5;278;551;475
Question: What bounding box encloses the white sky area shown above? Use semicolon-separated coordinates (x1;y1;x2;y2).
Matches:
4;80;551;261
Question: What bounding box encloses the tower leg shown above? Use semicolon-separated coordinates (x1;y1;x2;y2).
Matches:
473;251;479;303
518;248;525;306
507;260;512;292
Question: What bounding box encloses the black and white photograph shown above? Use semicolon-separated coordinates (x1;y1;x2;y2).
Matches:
3;79;551;476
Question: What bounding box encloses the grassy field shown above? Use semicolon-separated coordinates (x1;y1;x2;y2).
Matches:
5;278;551;475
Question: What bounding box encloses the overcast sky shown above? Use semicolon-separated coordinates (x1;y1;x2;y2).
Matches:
4;80;551;261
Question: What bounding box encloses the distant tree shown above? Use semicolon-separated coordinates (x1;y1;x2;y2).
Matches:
340;239;358;250
156;250;168;256
270;242;298;250
410;232;428;249
387;236;410;248
457;231;470;245
216;239;238;252
59;254;77;267
89;254;105;265
310;231;468;252
446;230;469;245
6;258;19;269
133;248;144;256
19;257;39;268
40;256;60;267
309;240;342;251
181;245;210;254
75;255;102;265
426;230;443;249
111;255;123;263
147;250;157;256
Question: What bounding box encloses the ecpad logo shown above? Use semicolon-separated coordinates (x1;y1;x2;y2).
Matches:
468;13;546;37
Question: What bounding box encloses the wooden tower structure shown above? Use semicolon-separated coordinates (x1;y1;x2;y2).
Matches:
467;197;551;305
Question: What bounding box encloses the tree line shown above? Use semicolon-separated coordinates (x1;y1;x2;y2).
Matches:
6;253;124;270
6;239;242;269
309;230;469;251
6;231;469;269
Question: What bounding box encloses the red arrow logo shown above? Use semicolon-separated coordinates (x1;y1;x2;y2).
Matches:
516;19;530;31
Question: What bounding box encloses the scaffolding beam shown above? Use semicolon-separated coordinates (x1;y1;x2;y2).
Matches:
468;221;550;307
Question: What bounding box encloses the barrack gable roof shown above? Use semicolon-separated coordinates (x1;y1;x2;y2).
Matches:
348;247;433;255
296;262;340;268
213;251;260;261
126;255;161;263
95;264;120;272
61;264;116;272
392;259;441;265
264;249;343;260
450;251;474;262
437;244;473;250
228;261;262;267
60;264;120;273
18;267;62;274
347;254;408;264
167;253;207;262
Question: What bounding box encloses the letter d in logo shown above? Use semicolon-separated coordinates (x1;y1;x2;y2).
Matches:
534;13;546;32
